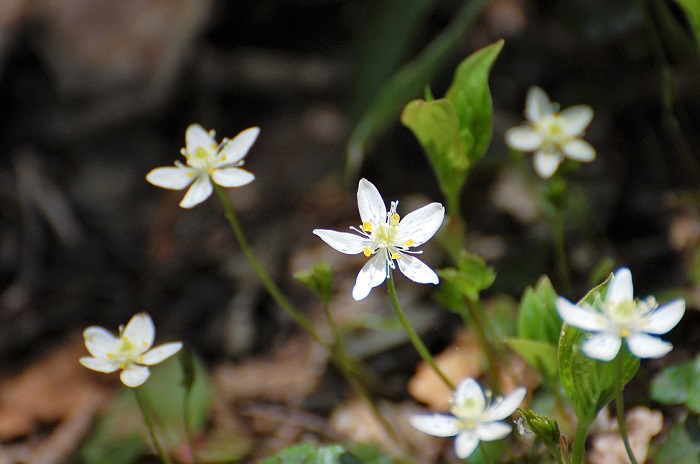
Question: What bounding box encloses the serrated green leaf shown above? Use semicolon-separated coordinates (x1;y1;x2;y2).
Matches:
294;261;334;302
517;275;562;345
507;338;559;382
651;354;700;413
558;274;640;427
436;249;496;303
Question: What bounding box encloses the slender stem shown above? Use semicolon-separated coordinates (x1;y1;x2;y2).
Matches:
616;353;639;464
213;184;325;346
479;442;493;464
571;420;589;464
552;211;573;297
386;272;455;390
183;386;201;464
134;387;172;464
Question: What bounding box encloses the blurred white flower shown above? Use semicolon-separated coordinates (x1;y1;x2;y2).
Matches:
313;178;444;300
557;267;685;361
410;377;526;459
505;86;595;178
80;312;182;387
146;124;258;208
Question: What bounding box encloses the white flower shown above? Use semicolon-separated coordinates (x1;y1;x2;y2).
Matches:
146;124;258;208
79;312;183;387
557;267;685;361
505;86;595;178
410;377;526;459
313;178;445;300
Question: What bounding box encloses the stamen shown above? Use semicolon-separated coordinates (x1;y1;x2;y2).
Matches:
362;221;373;232
391;252;400;260
363;247;372;257
404;239;414;246
390;213;400;226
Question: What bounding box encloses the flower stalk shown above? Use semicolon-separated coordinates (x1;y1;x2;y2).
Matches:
387;272;454;390
134;387;172;464
615;350;639;464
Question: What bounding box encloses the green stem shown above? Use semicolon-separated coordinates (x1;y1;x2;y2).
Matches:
460;299;502;391
213;184;325;346
552;210;573;297
616;353;639;464
386;272;455;390
571;420;589;464
134;387;172;464
183;386;201;464
479;442;493;464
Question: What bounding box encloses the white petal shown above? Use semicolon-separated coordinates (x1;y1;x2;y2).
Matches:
186;124;217;155
313;229;371;254
357;179;387;225
556;298;609;331
453;378;486;414
123;313;155;353
409;414;461;437
476;421;513;441
217;127;260;164
396;253;439;285
608;268;633;305
352;252;387;300
482;387;526;422
396;203;445;246
211;167;255;187
525;87;554;123
120;364;151;388
559;105;593;135
180;175;213;209
582;332;622;361
533;150;562;178
140;342;183;365
454;431;480;459
626;333;673;358
80;356;120;373
146;167;195;190
562;139;596;162
505;126;543;152
638;299;685;335
83;327;119;359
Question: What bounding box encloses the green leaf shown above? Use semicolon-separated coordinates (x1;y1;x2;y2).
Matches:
345;0;489;181
444;39;504;167
261;444;348;464
294;261;334;302
558;274;640;428
401;98;468;204
507;338;559;382
654;416;700;464
80;354;214;464
651;354;700;413
436;249;496;304
400;40;504;213
674;0;700;49
517;275;562;346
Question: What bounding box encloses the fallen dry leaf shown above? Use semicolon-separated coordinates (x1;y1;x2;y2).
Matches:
588;406;663;464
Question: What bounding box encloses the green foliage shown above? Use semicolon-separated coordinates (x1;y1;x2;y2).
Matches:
401;40;504;214
260;444;389;464
673;0;700;49
518;408;563;460
651;354;700;413
345;0;489;181
294;261;334;302
517;275;562;345
654;416;700;464
80;354;214;464
436;249;496;307
507;338;559;382
558;274;640;430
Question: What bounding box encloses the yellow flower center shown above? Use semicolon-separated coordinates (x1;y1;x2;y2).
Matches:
187;145;217;169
